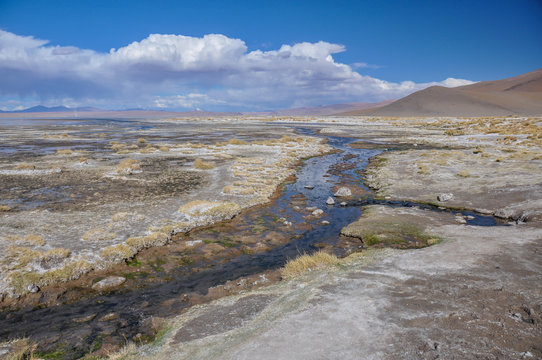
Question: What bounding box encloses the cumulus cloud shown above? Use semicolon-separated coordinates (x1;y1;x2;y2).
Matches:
0;30;474;110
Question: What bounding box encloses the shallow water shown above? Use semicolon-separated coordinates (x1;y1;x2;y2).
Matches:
0;124;505;358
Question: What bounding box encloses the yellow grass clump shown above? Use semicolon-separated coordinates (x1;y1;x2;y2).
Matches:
13;163;36;170
223;185;255;195
178;200;241;220
159;146;170;152
227;138;249;145
9;258;94;293
194;158;215;169
116;159;140;175
0;205;11;212
56;149;73;155
281;251;339;279
111;143;126;151
0;338;37;360
23;234;45;246
137;138;146;144
100;243;137;263
81;228;117;241
111;212;131;222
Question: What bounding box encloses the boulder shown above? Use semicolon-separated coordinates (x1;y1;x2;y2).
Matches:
92;276;126;291
334;187;352;197
437;193;453;202
326;197;335;205
312;209;324;216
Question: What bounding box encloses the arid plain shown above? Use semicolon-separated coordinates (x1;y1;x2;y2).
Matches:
0;114;541;359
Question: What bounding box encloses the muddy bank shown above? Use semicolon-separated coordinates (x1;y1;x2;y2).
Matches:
122;208;542;360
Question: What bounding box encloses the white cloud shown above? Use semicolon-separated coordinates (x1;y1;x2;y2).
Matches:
0;30;474;110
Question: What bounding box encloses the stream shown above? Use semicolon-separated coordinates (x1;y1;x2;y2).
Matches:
0;126;503;358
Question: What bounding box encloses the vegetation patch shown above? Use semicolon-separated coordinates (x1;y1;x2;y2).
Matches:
281;251;339;279
193;158;215;170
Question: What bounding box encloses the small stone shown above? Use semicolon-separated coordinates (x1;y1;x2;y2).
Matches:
92;276;126;291
73;313;97;323
304;185;314;190
99;313;118;322
466;215;475;220
334;187;352;197
340;202;347;207
305;206;317;211
437;193;453;202
312;209;324;216
455;216;467;224
321;220;330;225
326;197;335;205
27;283;40;293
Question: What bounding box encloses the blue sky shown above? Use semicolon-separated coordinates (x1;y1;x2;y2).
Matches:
0;0;541;111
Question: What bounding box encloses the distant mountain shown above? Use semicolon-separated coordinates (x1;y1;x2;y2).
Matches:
0;105;103;113
244;101;394;116
362;68;542;117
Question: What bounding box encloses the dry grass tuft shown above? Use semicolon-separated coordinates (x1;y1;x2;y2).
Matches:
137;138;146;144
111;212;131;222
81;228;117;241
116;159;140;175
281;251;339;279
456;170;471;178
178;200;241;220
105;342;138;360
0;337;37;360
194;158;215;170
13;163;36;170
100;243;137;262
56;149;73;155
0;205;11;212
223;185;255;195
24;234;45;246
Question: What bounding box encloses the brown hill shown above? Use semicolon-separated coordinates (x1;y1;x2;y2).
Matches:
345;68;542;117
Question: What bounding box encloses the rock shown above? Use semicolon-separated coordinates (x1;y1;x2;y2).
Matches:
99;313;118;322
321;220;330;225
465;215;475;220
474;208;493;215
455;216;467;224
326;197;335;205
27;283;40;293
340;202;347;207
494;208;521;220
437;193;453;202
72;313;97;323
312;209;324;216
304;185;314;190
334;187;352;197
92;276;126;291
